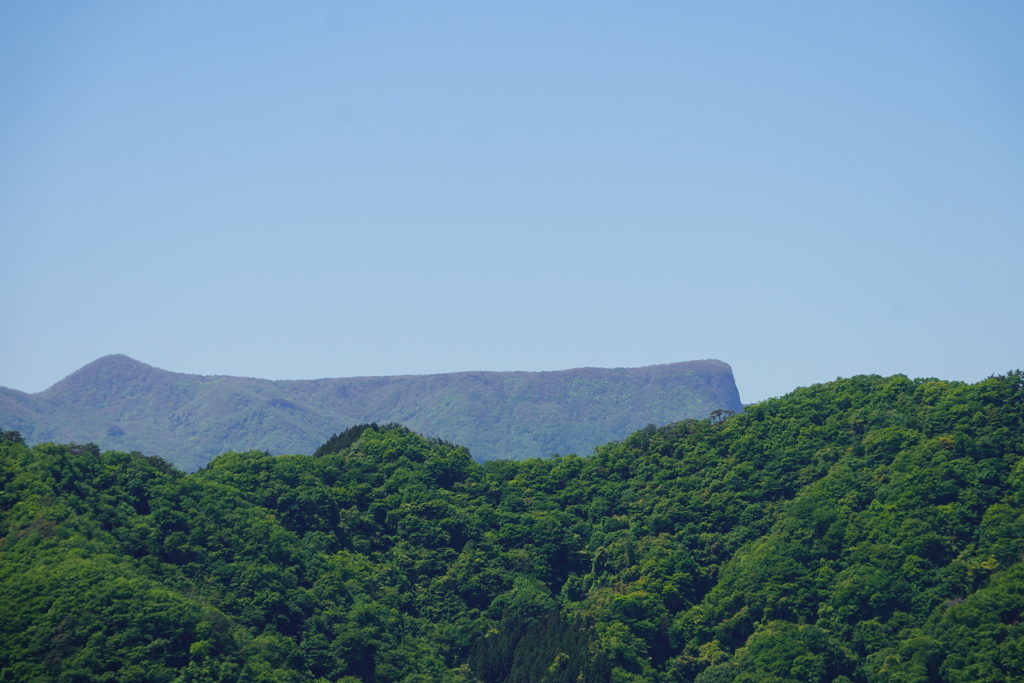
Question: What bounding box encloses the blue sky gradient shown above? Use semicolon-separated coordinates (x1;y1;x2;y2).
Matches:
2;2;1022;403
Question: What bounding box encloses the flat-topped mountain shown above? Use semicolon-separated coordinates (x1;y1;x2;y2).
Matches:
0;355;742;470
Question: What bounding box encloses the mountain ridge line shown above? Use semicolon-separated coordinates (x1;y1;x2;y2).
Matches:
1;354;743;470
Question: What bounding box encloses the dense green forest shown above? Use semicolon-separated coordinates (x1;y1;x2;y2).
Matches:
2;371;1023;681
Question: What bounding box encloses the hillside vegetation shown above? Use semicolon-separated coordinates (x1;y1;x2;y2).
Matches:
1;371;1022;681
0;355;741;470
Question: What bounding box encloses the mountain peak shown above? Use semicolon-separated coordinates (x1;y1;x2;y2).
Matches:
84;353;149;370
43;354;163;397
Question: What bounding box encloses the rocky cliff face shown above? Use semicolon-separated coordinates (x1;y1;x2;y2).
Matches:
1;355;743;470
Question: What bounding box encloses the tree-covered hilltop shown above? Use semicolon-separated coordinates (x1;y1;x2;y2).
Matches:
1;371;1022;682
0;354;741;470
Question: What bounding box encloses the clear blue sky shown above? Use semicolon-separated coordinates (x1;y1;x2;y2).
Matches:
2;2;1022;403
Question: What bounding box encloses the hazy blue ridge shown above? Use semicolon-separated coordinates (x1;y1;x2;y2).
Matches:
0;354;741;470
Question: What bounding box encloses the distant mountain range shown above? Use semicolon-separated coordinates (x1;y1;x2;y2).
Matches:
0;355;742;470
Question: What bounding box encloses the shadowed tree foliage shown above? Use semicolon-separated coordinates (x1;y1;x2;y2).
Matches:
313;423;387;457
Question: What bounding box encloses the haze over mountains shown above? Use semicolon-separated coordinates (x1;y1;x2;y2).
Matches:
0;355;742;471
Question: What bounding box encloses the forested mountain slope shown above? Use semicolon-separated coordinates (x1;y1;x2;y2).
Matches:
1;371;1022;682
0;354;741;470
